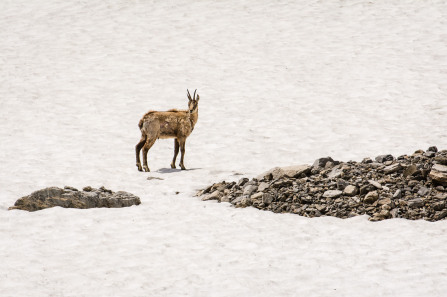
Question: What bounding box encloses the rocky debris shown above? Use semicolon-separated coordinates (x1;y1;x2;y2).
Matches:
9;186;141;211
197;147;447;222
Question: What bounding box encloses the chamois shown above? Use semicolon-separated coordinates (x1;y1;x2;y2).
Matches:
135;89;200;172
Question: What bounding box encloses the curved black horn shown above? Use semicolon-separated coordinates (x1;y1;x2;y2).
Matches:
187;89;192;100
193;89;197;100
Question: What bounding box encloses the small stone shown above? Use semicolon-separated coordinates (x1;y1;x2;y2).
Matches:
434;156;447;165
313;157;335;168
83;186;93;192
325;161;335;169
301;196;313;203
362;157;373;164
327;167;343;179
257;182;269;192
383;163;402;174
370;162;385;169
231;196;244;205
250;192;264;204
360;185;375;195
417;187;429;196
263;193;273;205
408;198;424;208
64;186;78;191
364;191;379;204
147;176;164;180
343;185;358;196
390;208;400;218
99;186;112;193
380;209;390;217
403;165;418;177
393;189;402;199
351;196;361;203
348;212;358;218
435;193;447;199
433;202;445;211
424;151;436;158
238;197;251;207
220;196;231;203
370;210;390;221
337;179;348;190
212;182;228;192
427;146;438;152
237;178;249;187
436;186;445;191
378;198;392;206
375;154;394;163
323;190;343;198
433;210;447;220
408;180;419;187
243;185;258;196
368;180;382;189
202;190;221;201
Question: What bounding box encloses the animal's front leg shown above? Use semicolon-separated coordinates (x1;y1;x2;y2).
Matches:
179;140;186;170
171;138;179;169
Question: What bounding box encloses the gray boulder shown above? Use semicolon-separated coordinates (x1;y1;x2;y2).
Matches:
9;186;141;211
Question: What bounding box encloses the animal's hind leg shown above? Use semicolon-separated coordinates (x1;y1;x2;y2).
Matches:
135;135;146;171
142;136;157;172
171;138;180;169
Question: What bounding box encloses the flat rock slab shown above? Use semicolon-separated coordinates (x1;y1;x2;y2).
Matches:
257;165;311;180
429;164;447;185
9;186;141;211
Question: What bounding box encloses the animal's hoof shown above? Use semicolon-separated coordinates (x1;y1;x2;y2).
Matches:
143;166;150;172
136;163;143;171
180;165;186;170
171;163;176;169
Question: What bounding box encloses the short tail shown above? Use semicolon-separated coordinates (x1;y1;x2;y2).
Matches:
138;119;144;129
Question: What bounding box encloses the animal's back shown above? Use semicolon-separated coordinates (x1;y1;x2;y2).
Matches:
138;110;185;129
139;110;189;138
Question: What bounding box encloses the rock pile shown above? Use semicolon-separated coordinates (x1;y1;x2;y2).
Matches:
9;186;141;211
197;147;447;221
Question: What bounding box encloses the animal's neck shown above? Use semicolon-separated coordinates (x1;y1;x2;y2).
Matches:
189;110;198;130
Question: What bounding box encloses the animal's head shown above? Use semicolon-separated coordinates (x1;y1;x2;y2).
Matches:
187;89;200;114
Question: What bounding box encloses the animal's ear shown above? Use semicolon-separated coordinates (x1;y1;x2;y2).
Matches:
196;94;200;101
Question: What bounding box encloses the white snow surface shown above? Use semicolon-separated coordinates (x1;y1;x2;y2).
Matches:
1;0;447;296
